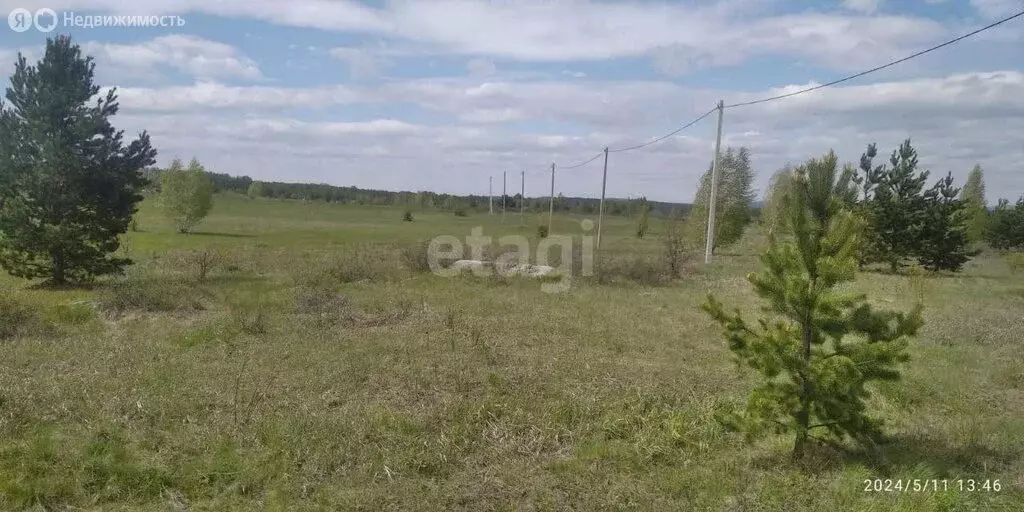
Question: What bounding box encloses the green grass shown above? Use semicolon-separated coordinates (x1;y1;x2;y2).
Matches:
1;193;1022;510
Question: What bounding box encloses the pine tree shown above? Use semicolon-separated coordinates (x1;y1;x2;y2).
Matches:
961;165;988;244
916;172;976;272
761;165;795;238
160;157;214;234
859;139;930;273
985;197;1024;250
0;36;157;284
689;147;756;251
702;150;923;458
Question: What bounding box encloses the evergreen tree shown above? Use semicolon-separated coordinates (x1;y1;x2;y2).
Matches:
0;36;157;284
702;150;923;458
689;147;756;251
761;165;795;238
916;172;976;272
961;164;988;244
859;139;930;273
160;157;214;233
985;197;1024;250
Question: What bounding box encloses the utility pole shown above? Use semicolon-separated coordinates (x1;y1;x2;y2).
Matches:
597;147;609;250
548;163;555;234
520;170;525;227
705;100;725;264
489;176;493;215
502;171;507;223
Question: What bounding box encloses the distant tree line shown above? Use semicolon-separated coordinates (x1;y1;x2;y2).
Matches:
142;167;691;218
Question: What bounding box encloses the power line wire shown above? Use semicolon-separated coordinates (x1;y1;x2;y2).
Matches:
608;106;718;153
558;151;605;169
724;9;1024;109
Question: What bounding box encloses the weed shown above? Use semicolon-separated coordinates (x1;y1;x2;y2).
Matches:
662;214;695;279
1004;252;1024;275
97;274;205;316
182;247;224;282
0;295;54;340
400;240;433;273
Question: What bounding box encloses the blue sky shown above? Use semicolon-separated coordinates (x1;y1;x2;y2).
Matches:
1;0;1022;202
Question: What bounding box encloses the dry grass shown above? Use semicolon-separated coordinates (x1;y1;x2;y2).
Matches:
0;196;1021;511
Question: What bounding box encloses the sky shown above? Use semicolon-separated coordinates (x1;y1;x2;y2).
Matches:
0;0;1022;203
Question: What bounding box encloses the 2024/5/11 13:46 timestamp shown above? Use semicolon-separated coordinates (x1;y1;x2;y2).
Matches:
863;479;1002;492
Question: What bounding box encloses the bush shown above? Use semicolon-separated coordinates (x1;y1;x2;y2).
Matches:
178;247;223;282
328;246;391;283
636;208;650;239
97;275;205;316
0;296;49;340
593;253;670;286
1005;252;1024;275
230;304;269;336
537;225;549;238
662;215;694;279
453;209;469;217
401;240;432;273
290;244;397;286
401;210;414;222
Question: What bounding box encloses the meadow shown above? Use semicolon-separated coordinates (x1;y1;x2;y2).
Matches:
1;193;1022;511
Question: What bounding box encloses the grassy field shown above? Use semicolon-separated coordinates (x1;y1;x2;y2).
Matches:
1;193;1022;511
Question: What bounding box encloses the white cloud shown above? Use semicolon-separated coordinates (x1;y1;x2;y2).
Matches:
82;35;261;81
0;0;954;74
239;118;422;137
112;82;365;111
842;0;882;14
94;70;1024;201
466;57;496;77
328;47;392;80
970;0;1023;18
459;107;525;123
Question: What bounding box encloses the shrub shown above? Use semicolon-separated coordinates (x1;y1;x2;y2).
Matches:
401;210;414;222
401;240;432;273
662;215;694;279
231;305;269;336
179;247;223;282
328;246;390;283
295;286;350;328
453;209;469;217
0;296;45;340
45;302;97;327
128;218;139;232
537;225;549;238
290;244;396;286
1005;252;1024;275
97;275;205;316
593;253;670;286
636;208;650;239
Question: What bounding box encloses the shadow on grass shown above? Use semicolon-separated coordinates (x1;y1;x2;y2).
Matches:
754;433;1018;477
25;280;98;291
